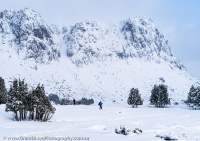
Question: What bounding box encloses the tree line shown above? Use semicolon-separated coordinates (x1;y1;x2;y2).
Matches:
1;76;200;121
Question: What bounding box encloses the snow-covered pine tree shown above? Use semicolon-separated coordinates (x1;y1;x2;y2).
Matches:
0;77;7;104
18;79;29;120
28;84;55;121
150;84;170;108
127;88;143;108
6;79;28;121
6;79;19;120
187;85;200;109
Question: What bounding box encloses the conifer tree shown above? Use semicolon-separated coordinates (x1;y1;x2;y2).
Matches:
127;88;143;108
6;79;28;120
0;77;7;104
187;85;200;109
28;84;55;121
150;84;170;108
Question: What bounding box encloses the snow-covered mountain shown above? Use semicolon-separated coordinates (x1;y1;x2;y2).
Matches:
0;8;60;63
63;18;182;68
0;8;196;104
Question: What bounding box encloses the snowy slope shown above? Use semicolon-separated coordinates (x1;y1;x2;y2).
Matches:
0;8;197;104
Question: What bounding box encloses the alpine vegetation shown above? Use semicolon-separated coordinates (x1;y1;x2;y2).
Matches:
0;77;7;104
48;96;94;105
127;88;143;108
48;94;60;105
186;84;200;109
6;79;55;121
115;126;143;136
150;84;170;108
6;79;29;121
115;126;129;136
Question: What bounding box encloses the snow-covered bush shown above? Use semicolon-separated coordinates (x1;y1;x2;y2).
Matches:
60;98;72;105
48;94;60;104
127;88;143;108
115;126;142;136
6;79;55;121
186;84;200;109
150;84;170;107
77;98;94;105
115;126;129;135
60;98;94;105
0;77;7;104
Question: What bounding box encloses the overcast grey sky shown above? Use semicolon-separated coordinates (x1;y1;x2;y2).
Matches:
0;0;199;78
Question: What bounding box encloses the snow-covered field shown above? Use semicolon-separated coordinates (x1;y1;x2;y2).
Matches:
1;104;200;141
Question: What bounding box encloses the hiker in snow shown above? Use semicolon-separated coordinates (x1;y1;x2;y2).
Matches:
73;99;76;105
98;101;103;110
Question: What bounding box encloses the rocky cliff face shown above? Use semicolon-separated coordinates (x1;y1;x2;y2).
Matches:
63;19;182;68
0;8;60;63
0;8;183;68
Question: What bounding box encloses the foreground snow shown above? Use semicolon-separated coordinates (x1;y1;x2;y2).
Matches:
1;104;200;141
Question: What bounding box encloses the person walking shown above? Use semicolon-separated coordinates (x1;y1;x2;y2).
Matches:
98;101;103;110
73;99;76;105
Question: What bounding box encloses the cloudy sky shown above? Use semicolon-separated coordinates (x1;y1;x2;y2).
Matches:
0;0;199;78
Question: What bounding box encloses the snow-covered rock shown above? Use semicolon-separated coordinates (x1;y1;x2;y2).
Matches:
0;8;60;63
63;18;183;69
